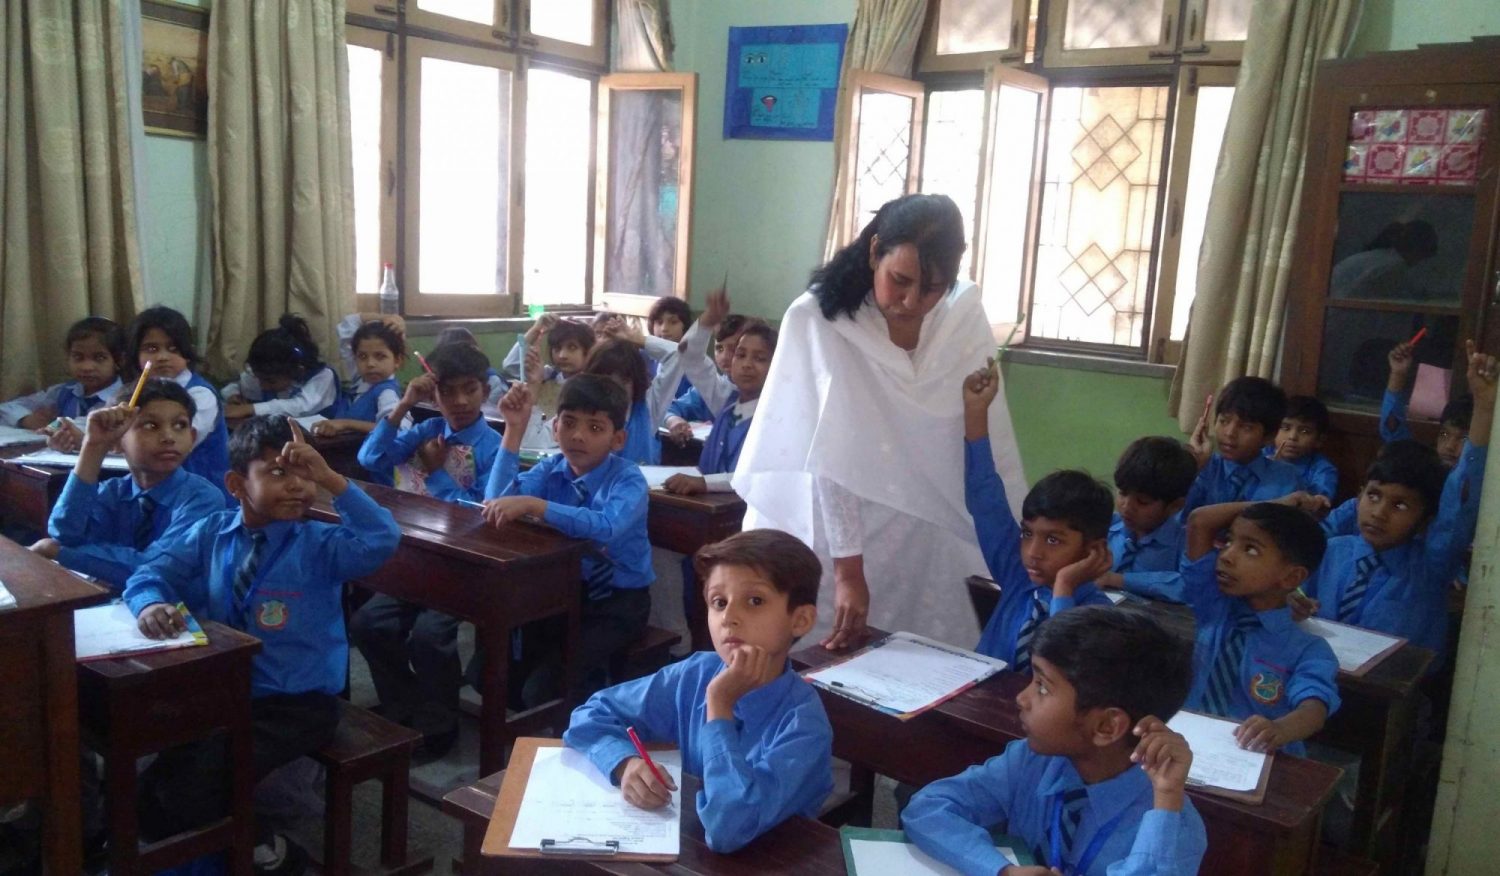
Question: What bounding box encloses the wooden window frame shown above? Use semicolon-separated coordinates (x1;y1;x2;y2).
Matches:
522;57;602;311
346;0;399;19
1179;0;1247;64
347;26;401;311
839;71;926;245
593;72;698;317
519;0;608;68
401;37;522;317
406;0;510;47
1043;0;1179;68
916;0;1028;73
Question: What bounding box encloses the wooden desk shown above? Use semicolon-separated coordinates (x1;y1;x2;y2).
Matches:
442;770;846;875
78;621;262;875
0;441;62;532
309;482;586;775
792;631;1343;876
656;433;702;468
646;490;746;651
0;537;109;876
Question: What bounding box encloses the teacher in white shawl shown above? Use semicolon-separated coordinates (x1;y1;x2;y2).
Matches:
731;194;1028;650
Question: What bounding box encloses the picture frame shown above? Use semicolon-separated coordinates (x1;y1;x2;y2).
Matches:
141;0;209;139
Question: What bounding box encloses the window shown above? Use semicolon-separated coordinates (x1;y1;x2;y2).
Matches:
843;0;1244;356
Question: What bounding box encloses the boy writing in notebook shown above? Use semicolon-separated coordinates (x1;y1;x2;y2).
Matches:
903;606;1206;876
564;529;833;854
125;416;400;873
29;381;223;589
964;360;1115;669
1183;376;1299;515
483;375;653;707
1179;498;1338;756
1096;436;1198;603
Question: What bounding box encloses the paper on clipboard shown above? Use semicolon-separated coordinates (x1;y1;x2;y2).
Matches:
803;631;1007;718
508;746;681;856
74;601;207;661
1167;710;1269;795
1298;617;1405;674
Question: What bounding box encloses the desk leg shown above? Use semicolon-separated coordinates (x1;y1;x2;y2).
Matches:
228;659;256;876
477;626;513;777
1350;697;1416;864
40;614;83;876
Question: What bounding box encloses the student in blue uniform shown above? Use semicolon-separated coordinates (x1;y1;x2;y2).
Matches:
662;322;776;494
1382;338;1471;468
665;314;757;428
1178;499;1339;756
126;416;400;875
29;382;223;589
903;606;1206;876
483;375;654;708
1182;376;1299;515
564;529;832;854
502;313;594;387
436;325;507;414
126;306;230;491
580;338;688;465
1300;344;1493;662
645;295;694;397
1097;436;1198;603
1265;396;1340;500
223;314;346;421
356;341;499;501
313;318;409;438
0;316;124;429
964;360;1115;669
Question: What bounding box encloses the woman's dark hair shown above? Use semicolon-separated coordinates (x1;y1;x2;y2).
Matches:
582;338;649;404
808;193;967;320
126;306;199;375
246;314;324;382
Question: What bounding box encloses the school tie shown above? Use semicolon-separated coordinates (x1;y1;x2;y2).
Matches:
1227;465;1250;500
133;494;158;550
569;478;615;600
79;394;103;415
1203;610;1260;717
1058;787;1089;862
1117;537;1139;571
1338;554;1380;622
230;530;269;628
1012;592;1048;673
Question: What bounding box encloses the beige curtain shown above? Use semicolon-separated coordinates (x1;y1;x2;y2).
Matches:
614;0;674;72
821;0;927;260
0;0;144;398
207;0;354;377
1169;0;1358;429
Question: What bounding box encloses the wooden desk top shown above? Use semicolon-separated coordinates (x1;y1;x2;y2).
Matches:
647;489;746;516
0;536;108;622
77;621;262;686
308;480;586;569
793;630;1342;834
444;770;846;875
0;440;47;459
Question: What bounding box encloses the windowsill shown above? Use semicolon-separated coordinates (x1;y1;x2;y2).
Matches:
402;311;594;337
999;346;1175;380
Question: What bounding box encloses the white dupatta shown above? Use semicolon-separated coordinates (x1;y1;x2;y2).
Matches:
732;281;1028;646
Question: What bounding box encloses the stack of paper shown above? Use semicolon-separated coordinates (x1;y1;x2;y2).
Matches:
639;465;702;490
803;631;1007;718
1166;710;1269;795
74;602;207;661
1298;617;1404;674
11;449;131;471
508;746;681;856
0;425;45;448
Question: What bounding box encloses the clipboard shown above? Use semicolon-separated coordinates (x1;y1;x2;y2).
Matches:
1168;710;1274;806
481;737;679;863
839;826;1036;874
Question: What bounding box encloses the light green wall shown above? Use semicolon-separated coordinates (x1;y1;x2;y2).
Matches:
140;136;210;315
1349;0;1499;56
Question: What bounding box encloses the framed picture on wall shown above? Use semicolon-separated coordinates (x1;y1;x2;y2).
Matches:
141;0;209;139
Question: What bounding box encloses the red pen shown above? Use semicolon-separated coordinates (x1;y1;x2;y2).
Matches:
1408;326;1428;346
414;350;435;375
625;726;670;790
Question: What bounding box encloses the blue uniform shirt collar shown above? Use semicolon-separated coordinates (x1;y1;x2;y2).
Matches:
1251;603;1294;633
1372;538;1411;567
1037;752;1153;822
442;415;492;446
543;451;622;494
1110;514;1174;546
217;510;300;549
128;466;190;501
70;377;123;405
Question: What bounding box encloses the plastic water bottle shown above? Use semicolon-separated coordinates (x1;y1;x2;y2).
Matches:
379;263;399;314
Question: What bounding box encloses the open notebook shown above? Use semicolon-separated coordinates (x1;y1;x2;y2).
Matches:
1166;710;1272;803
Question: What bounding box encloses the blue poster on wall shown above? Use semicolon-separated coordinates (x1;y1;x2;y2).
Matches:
724;23;848;141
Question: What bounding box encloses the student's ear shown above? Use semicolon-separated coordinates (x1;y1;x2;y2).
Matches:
789;603;817;639
1087;706;1133;748
224;470;246;501
1278;564;1310;594
610;427;627;453
189;426;198;447
394;353;407;369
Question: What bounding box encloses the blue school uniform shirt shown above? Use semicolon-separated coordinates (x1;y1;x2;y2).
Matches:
668;386;714;423
0;377;123;425
563;651;833;854
47;467;225;589
485;447;653;595
698;391;754;475
230;364;346;419
1108;513;1186;603
1261;445;1339;500
619;397;661;465
346;376;402;423
1379;389;1414;443
1322;497;1358;537
967;437;1113;664
1181;453;1300;515
357;414;500;502
122;482;400;697
1178;553;1340;756
902;738;1206;876
1306;440;1485;659
180;371;231;491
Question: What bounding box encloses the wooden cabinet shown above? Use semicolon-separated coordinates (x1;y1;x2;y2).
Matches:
1284;38;1500;497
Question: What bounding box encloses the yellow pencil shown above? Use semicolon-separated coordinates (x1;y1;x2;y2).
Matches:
126;361;153;408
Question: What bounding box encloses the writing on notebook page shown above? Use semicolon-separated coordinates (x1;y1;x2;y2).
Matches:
1166;710;1267;793
1298;618;1402;673
804;632;1006;715
509;746;682;856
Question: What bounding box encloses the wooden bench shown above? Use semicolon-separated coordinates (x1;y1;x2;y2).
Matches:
608;625;683;683
310;701;432;876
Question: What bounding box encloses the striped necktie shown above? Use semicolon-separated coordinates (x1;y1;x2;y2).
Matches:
1117;536;1139;571
571;478;616;600
1203;610;1261;717
79;394;103;415
1057;787;1089;864
1227;465;1250;500
1338;554;1380;622
134;494;158;549
230;530;269;628
1012;592;1048;672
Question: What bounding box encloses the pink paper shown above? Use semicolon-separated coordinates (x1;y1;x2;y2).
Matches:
1410;363;1452;420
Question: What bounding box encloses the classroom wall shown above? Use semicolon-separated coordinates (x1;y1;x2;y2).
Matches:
1347;0;1499;56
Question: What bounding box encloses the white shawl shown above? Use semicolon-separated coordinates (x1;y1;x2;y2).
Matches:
732;282;1028;646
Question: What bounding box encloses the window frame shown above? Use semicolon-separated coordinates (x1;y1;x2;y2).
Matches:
838;70;927;245
345;0;399;19
406;0;510;47
1043;0;1180;68
1179;0;1247;64
519;0;609;68
916;0;1029;73
346;26;401;311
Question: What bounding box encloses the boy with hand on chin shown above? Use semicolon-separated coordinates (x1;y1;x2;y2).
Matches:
563;529;833;854
964;360;1116;669
31;381;224;589
903;606;1206;876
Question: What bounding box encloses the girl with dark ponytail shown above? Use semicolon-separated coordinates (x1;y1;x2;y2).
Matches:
222;313;348;419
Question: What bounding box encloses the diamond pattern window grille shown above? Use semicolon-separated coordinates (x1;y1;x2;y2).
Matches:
855;91;916;227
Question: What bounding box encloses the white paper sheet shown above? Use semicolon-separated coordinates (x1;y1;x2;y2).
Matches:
509;746;681;855
294;414;328;428
639;465;702;490
10;450;130;471
848;838;1018;875
1299;617;1402;673
804;631;1008;715
657;423;712;442
0;425;46;448
0;580;15;610
74;602;205;661
1167;710;1268;793
1105;590;1127;605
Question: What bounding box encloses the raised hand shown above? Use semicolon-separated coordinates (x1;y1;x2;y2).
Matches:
961;357;1001;409
498;382;535;431
279;417;342;491
401;373;437;407
1387;341;1415;390
699;284;731;330
83;404;139;449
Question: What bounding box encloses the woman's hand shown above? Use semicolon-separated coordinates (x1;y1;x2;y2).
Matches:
823;555;870;650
